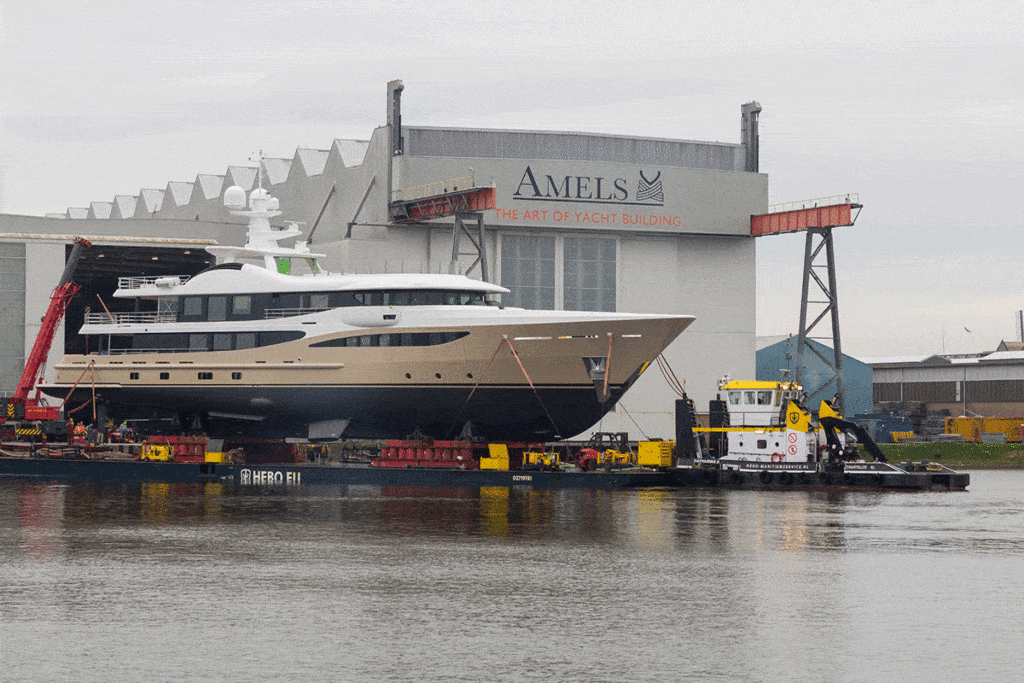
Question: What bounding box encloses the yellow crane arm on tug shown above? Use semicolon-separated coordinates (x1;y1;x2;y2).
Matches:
785;400;812;432
818;399;841;421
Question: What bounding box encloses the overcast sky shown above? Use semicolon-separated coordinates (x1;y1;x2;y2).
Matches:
1;0;1021;358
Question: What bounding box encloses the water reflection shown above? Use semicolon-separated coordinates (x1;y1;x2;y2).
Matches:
1;477;1014;559
2;474;1023;683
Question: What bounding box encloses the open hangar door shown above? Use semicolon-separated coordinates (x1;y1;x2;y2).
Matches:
63;244;213;356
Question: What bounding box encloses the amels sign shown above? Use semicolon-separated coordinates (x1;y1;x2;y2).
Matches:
512;165;664;206
499;165;682;228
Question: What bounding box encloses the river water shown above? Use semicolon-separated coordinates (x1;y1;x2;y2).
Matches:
2;471;1022;683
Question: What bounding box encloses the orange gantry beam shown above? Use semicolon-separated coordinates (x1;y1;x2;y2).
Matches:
751;197;860;236
390;186;496;223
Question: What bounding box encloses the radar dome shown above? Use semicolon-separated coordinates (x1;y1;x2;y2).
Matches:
224;185;246;209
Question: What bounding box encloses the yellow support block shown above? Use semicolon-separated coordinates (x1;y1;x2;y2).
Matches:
480;443;510;470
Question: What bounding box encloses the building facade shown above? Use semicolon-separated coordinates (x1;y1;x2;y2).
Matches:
868;350;1024;418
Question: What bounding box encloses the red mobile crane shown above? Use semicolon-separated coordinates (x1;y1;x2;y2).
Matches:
2;237;91;440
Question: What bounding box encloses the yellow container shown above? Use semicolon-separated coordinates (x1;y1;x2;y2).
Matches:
141;444;174;461
480;443;510;470
945;417;1024;443
205;451;225;463
638;441;674;468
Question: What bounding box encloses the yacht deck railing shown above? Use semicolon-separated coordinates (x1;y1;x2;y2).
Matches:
118;275;191;290
84;312;178;325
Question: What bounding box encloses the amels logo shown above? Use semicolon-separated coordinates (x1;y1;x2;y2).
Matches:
512;166;664;207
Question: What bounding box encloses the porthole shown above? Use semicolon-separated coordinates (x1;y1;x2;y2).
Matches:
129;372;139;380
435;373;441;379
405;373;411;379
231;372;243;380
159;372;170;380
467;373;473;379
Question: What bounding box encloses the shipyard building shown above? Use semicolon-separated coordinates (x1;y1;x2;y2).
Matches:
0;83;765;440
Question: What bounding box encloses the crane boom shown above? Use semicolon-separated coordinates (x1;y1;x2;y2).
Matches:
13;237;91;404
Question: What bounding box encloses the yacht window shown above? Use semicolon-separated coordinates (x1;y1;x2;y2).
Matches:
366;291;386;306
308;293;329;309
330;291;363;307
212;333;233;351
272;292;301;309
189;334;209;351
757;391;772;405
391;291;411;306
231;372;243;380
309;331;468;348
133;333;187;351
744;391;756;405
235;332;256;350
183;297;203;317
257;331;304;347
232;295;252;316
158;298;178;314
208;296;227;321
728;392;741;405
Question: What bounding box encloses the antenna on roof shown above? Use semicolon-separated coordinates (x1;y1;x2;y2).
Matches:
250;151;266;191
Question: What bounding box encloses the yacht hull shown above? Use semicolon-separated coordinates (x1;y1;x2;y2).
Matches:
51;316;692;441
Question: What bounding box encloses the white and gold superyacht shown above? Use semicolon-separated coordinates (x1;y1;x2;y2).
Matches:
50;177;693;441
